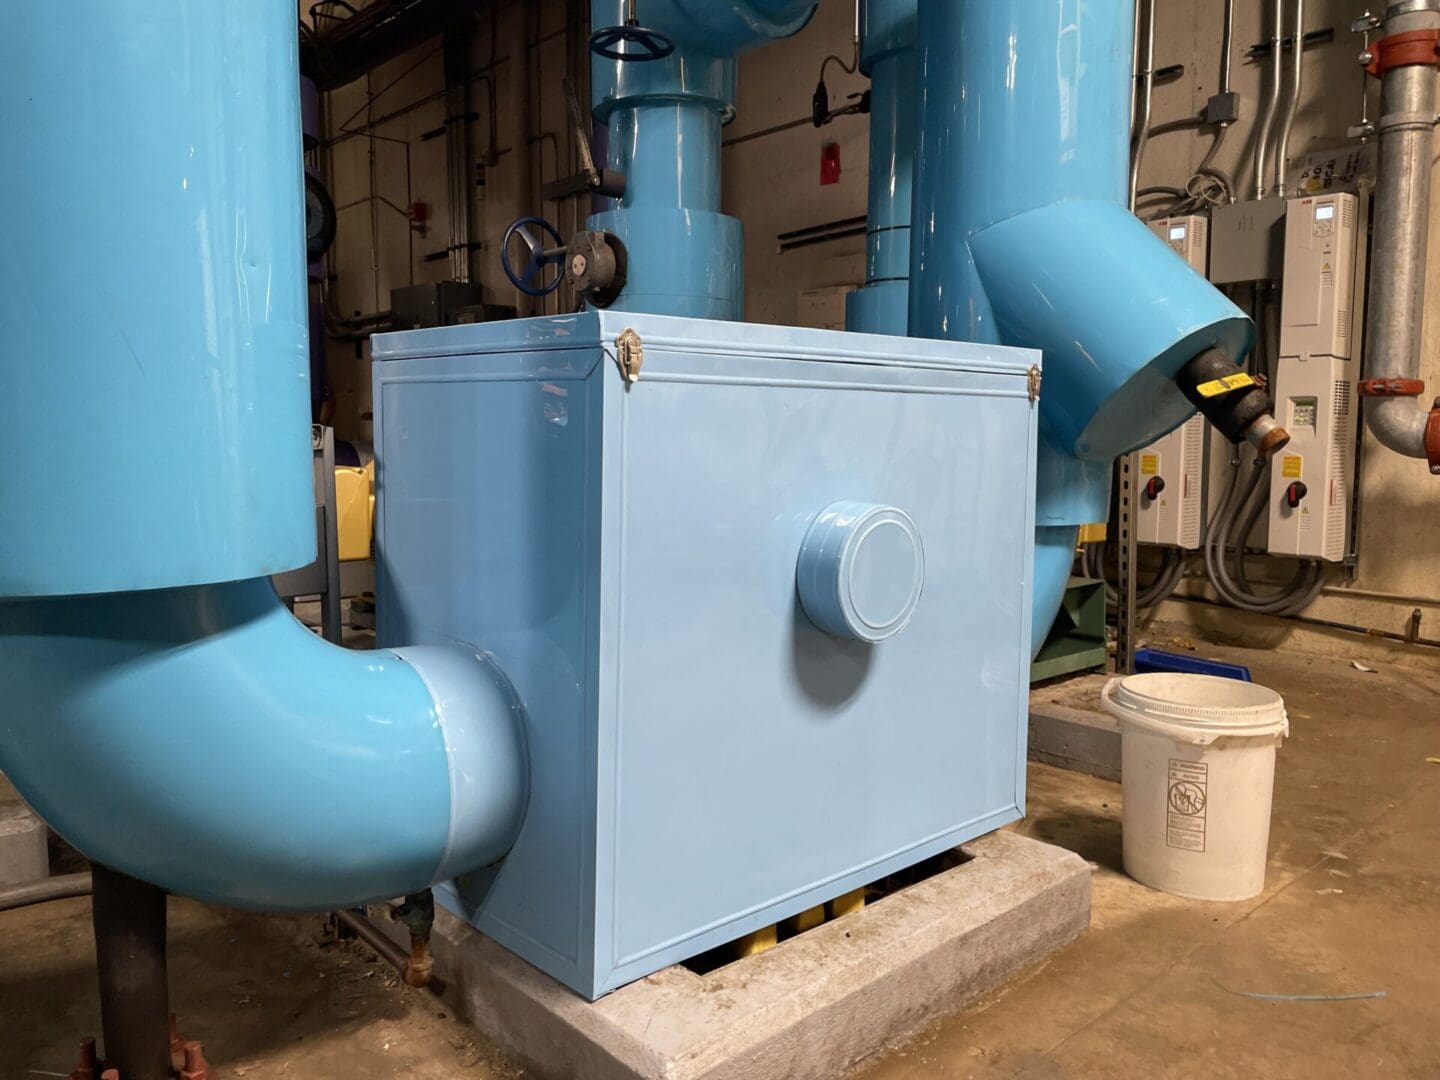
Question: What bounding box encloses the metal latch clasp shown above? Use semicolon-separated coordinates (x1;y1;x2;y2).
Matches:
1027;364;1042;402
615;328;643;385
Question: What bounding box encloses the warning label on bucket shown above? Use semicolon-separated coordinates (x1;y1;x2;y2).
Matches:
1166;759;1209;852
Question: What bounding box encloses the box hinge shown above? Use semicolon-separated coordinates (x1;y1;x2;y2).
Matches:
1028;364;1042;402
615;328;644;385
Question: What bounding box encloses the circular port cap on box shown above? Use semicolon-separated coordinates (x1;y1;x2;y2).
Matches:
797;502;925;643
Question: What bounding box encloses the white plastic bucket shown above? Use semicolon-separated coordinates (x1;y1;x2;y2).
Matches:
1101;673;1289;902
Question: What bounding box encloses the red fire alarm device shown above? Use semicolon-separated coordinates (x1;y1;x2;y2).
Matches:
820;141;841;186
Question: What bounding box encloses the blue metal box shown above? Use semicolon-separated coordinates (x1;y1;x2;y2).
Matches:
373;311;1040;999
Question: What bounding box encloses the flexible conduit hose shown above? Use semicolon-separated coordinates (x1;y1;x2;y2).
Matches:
1083;544;1187;609
1203;459;1325;615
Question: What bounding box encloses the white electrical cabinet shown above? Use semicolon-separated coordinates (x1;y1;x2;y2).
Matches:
1268;193;1360;562
1138;216;1210;548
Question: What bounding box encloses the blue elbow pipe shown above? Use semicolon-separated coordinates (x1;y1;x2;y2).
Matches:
0;2;530;911
0;580;528;911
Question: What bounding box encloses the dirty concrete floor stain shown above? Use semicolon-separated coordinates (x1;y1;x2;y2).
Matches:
1;641;1436;1078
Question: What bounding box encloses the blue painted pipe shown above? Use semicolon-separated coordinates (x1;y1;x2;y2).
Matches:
590;0;818;318
907;0;1255;655
846;0;917;336
0;2;529;909
0;580;528;911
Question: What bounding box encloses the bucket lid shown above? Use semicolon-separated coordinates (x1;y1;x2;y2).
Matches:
1101;673;1288;745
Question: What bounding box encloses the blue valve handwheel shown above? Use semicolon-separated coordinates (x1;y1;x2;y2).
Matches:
501;216;566;297
589;23;676;62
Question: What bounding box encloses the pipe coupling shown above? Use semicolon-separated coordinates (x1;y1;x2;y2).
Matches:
1361;377;1427;396
1365;29;1440;76
1375;109;1440;133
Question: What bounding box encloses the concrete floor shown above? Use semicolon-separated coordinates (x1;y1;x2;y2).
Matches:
2;638;1437;1078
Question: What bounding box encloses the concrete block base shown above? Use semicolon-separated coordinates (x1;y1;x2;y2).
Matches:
0;802;48;887
407;831;1090;1080
1029;674;1121;781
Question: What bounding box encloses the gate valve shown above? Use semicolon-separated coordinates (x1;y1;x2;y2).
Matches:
501;216;566;297
1144;476;1166;500
501;217;629;307
1285;481;1308;509
590;0;675;62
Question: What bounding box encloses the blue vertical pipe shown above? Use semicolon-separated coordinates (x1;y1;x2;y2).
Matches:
907;0;1254;654
589;0;817;319
846;0;917;336
0;1;528;909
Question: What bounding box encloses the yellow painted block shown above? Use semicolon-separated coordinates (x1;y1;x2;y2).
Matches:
828;889;866;919
791;904;825;933
734;925;778;959
1078;523;1108;545
335;467;374;561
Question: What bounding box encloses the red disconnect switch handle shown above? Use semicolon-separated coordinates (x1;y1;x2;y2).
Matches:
1426;398;1440;476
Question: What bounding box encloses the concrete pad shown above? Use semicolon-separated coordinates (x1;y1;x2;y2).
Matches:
404;832;1090;1080
1029;675;1121;781
0;801;48;887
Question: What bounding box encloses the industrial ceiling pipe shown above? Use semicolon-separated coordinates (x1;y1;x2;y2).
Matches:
0;2;528;912
1359;2;1440;472
302;0;487;90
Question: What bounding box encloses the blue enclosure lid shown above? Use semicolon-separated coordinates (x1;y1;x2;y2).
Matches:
373;311;1040;379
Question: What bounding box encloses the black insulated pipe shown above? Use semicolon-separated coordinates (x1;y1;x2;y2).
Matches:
1177;348;1291;455
303;0;488;91
92;865;172;1080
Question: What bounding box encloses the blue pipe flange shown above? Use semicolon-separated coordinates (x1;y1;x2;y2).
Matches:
796;502;925;643
501;216;567;297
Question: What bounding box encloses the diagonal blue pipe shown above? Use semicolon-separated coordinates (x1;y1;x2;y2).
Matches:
0;1;528;909
906;0;1254;656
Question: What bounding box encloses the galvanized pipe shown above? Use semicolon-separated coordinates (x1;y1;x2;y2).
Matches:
1128;0;1156;210
0;871;92;913
1274;0;1305;196
1363;3;1440;463
1254;0;1285;199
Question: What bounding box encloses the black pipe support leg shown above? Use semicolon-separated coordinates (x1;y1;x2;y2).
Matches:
91;865;173;1080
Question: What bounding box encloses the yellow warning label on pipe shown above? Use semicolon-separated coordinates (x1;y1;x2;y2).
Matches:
1282;455;1304;478
1195;372;1256;398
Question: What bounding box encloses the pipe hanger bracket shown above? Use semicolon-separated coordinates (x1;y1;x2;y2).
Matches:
1364;29;1440;77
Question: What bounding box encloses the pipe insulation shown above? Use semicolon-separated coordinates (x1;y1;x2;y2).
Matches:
0;2;528;910
588;0;817;318
907;0;1255;655
846;0;918;336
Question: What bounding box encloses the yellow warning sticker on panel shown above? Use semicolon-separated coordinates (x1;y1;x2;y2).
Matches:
1141;453;1159;476
1195;372;1256;398
1282;455;1304;478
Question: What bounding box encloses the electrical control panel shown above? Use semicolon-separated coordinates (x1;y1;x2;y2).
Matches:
1137;216;1210;549
1268;193;1360;562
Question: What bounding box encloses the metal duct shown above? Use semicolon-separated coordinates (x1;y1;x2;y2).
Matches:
0;1;528;909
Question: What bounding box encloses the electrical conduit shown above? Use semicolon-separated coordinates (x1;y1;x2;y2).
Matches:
0;2;528;911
